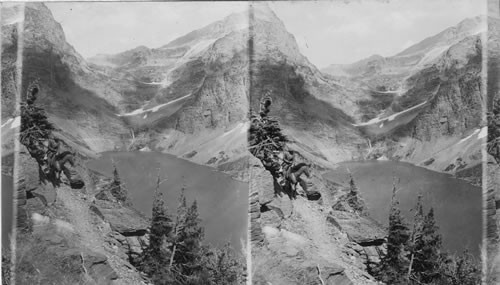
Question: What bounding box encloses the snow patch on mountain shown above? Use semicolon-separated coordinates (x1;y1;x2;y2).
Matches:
354;101;427;127
10;116;21;129
1;118;14;129
457;126;487;145
417;45;452;67
478;126;487;139
181;38;218;59
117;94;192;117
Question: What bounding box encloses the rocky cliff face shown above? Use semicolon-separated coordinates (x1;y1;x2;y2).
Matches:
383;33;484;176
1;3;129;154
322;16;486;178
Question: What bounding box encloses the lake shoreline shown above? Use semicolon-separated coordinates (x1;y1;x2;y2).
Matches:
87;151;249;247
322;159;482;257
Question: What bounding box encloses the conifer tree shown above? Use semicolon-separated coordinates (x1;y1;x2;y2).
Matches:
414;208;443;283
201;243;245;285
109;159;129;205
20;84;55;159
376;181;410;284
450;249;480;285
407;195;425;282
184;200;204;266
346;173;367;215
141;172;174;283
169;188;188;271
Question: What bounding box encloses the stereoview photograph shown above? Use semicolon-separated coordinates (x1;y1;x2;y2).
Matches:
0;0;497;285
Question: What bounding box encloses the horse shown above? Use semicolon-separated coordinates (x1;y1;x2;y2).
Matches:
285;162;312;197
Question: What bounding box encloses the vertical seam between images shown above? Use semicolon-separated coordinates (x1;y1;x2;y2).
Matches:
10;3;26;285
482;6;489;282
247;3;255;285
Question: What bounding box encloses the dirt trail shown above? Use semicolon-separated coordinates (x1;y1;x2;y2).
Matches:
292;198;377;285
54;184;148;284
57;187;104;252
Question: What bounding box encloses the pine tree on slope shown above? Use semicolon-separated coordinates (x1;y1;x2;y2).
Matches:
376;182;411;284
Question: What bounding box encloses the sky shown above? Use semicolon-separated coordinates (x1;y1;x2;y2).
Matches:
47;1;486;68
271;0;486;67
46;2;249;58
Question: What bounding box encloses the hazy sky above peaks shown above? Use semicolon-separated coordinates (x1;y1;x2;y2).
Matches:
271;0;486;67
47;0;486;68
47;2;249;58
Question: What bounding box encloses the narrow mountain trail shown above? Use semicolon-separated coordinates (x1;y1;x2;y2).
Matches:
56;186;104;253
292;198;378;285
54;184;148;285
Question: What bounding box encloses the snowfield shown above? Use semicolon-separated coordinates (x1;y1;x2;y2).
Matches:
117;94;192;117
1;116;20;129
457;126;487;144
353;101;427;127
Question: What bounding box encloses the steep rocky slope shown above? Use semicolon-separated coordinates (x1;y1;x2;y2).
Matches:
4;137;151;284
249;157;385;285
2;3;129;154
376;32;484;178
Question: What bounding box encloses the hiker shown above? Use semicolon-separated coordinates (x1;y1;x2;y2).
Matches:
259;94;272;119
281;144;298;189
45;133;61;178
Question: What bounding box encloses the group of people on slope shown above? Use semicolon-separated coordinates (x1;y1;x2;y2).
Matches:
260;143;300;191
33;133;63;179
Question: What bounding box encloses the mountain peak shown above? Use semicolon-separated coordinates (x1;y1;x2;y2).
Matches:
251;3;281;23
396;15;485;57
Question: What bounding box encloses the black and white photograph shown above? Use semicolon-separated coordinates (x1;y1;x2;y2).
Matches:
248;1;485;284
1;0;499;284
2;2;249;284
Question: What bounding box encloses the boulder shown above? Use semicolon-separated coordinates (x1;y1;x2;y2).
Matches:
17;150;40;193
252;168;275;205
94;200;148;236
327;211;385;246
126;236;147;264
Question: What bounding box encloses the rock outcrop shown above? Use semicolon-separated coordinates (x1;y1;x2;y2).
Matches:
92;200;149;236
15;146;40;230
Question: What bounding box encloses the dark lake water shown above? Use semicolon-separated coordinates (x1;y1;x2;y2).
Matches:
324;160;482;257
2;174;13;249
87;152;248;248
